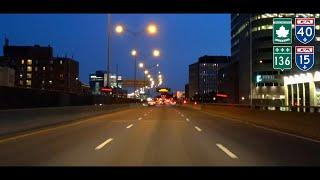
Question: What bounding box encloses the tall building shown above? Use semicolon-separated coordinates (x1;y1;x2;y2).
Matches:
188;55;230;100
231;13;320;105
89;70;123;95
0;65;15;87
185;83;189;99
0;39;80;93
218;61;239;103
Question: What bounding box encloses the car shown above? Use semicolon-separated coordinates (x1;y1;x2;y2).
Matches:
148;100;156;106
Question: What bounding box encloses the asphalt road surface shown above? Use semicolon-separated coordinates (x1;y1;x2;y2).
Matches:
1;105;320;166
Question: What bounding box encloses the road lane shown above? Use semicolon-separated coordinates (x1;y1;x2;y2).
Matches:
176;105;320;165
0;107;147;165
1;104;320;165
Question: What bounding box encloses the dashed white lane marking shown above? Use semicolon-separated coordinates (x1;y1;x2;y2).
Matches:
186;118;190;122
216;144;238;159
195;126;202;132
126;124;133;129
95;138;113;150
138;117;142;120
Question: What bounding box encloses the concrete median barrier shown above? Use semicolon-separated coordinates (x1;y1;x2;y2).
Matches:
0;103;141;137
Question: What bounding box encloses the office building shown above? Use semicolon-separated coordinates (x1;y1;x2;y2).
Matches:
1;39;80;93
188;55;230;100
89;70;123;95
231;13;320;105
0;65;15;87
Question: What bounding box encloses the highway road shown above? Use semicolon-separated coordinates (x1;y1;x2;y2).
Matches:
1;105;320;166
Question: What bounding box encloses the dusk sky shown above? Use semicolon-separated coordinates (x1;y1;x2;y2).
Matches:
0;14;230;91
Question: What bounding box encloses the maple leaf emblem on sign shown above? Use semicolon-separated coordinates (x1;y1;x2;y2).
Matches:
276;25;289;38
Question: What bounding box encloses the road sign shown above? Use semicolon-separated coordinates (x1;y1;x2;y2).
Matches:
295;18;315;44
273;18;292;44
295;46;314;71
273;46;292;71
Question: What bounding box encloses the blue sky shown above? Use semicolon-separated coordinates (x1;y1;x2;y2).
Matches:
0;14;230;91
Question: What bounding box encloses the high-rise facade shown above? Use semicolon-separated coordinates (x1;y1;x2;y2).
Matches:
231;13;320;106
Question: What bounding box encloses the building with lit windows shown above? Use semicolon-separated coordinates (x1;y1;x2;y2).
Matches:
89;70;123;95
231;13;320;105
188;55;230;101
0;39;80;93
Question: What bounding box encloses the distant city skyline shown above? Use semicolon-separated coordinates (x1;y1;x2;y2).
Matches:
0;14;231;92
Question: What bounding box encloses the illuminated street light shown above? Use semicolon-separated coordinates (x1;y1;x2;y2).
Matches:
153;49;160;57
158;74;162;78
139;62;144;68
131;49;137;56
147;23;158;35
156;63;159;67
144;70;149;74
115;24;124;34
147;74;151;78
158;71;161;74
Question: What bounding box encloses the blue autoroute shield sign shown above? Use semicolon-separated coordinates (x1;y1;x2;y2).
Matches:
295;46;314;71
295;18;315;44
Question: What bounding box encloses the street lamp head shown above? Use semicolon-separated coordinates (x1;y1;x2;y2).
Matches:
144;70;149;74
131;49;137;57
152;49;160;57
156;64;159;67
158;71;161;74
147;74;151;78
147;23;158;35
115;25;124;34
139;62;144;68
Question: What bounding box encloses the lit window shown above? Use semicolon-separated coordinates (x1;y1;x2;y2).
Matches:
27;73;32;79
26;80;32;86
43;66;46;71
27;59;32;65
19;74;23;78
316;37;320;41
21;60;25;64
27;66;32;72
49;80;52;84
60;60;63;64
316;25;320;30
42;80;45;84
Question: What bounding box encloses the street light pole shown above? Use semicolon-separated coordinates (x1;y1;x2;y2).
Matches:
106;14;111;88
134;55;137;98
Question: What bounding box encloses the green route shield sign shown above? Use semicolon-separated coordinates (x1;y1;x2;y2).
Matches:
273;18;292;44
273;46;292;71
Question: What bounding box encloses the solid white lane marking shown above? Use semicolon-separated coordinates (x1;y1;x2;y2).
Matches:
138;117;142;120
95;138;113;150
216;144;238;159
186;118;190;122
195;126;202;132
126;124;133;129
